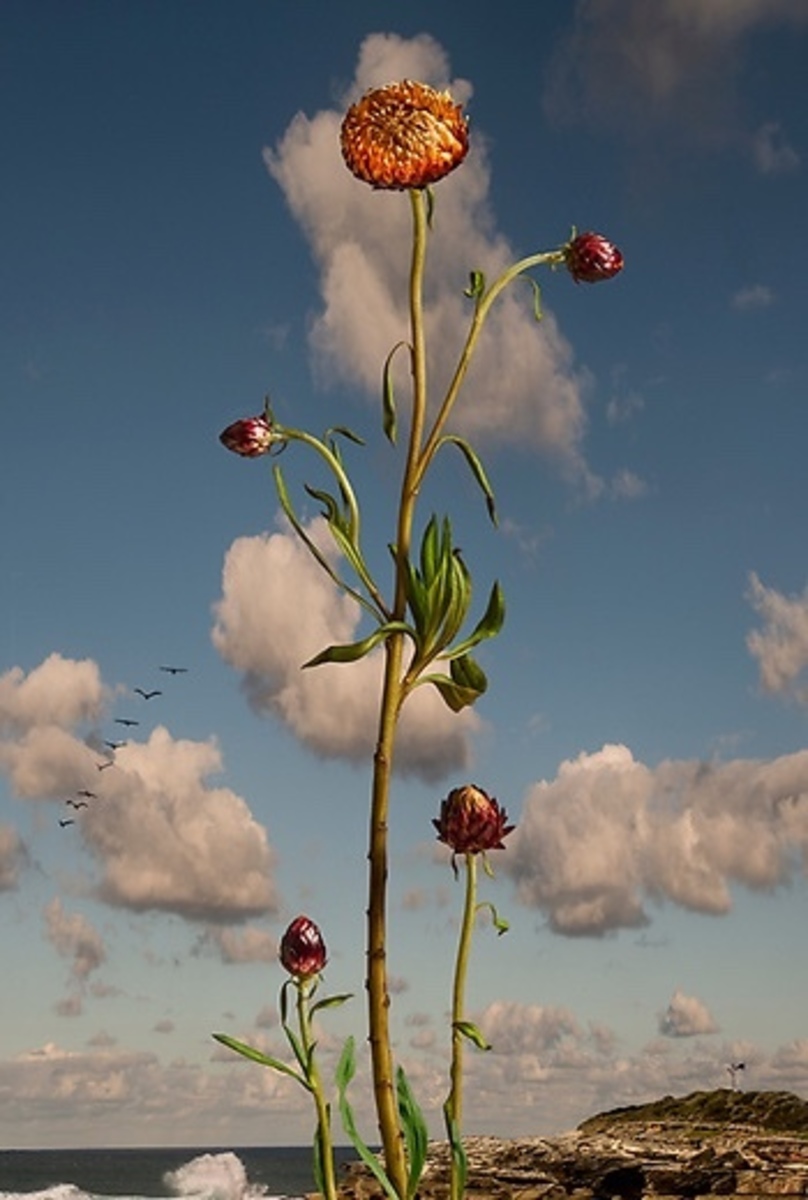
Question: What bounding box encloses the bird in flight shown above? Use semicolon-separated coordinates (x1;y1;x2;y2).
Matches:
66;799;88;810
59;818;75;828
159;666;188;675
115;717;140;727
97;760;114;771
76;789;97;799
104;739;126;751
134;688;162;700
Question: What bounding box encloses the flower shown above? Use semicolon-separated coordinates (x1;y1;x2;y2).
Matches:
340;80;469;190
279;915;327;980
219;415;276;458
565;232;624;284
433;784;514;857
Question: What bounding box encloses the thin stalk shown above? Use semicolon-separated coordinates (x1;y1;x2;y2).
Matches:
297;980;338;1200
446;852;478;1200
366;188;431;1200
414;249;566;491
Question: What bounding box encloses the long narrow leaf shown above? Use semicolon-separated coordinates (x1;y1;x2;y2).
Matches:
396;1067;429;1200
436;435;497;524
302;621;413;669
211;1034;310;1088
309;991;353;1016
381;341;409;446
336;1038;398;1200
443;1108;468;1198
445;581;506;660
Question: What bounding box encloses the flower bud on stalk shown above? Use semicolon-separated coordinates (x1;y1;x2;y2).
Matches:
219;415;276;458
565;231;624;284
280;915;327;980
341;80;469;190
433;784;514;857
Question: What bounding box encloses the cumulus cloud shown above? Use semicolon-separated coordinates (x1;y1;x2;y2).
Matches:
44;898;106;1015
504;743;808;936
731;284;774;311
752;121;801;174
659;989;720;1037
263;32;603;488
544;0;808;148
194;925;277;964
0;655;280;924
212;519;481;782
746;572;808;703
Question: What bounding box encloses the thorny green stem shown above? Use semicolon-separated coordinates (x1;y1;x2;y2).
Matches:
297;979;338;1200
446;852;478;1200
366;188;430;1200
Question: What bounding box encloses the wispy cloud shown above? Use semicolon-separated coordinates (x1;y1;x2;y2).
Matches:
747;572;808;702
263;32;606;490
212;518;481;782
504;742;808;935
544;0;808;149
731;284;775;311
659;989;720;1037
752;121;801;174
44;898;106;1016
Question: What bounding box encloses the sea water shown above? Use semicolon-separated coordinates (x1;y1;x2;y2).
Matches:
0;1146;360;1200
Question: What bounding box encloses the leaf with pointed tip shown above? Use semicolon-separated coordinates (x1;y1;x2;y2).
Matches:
304;484;341;526
421;672;482;713
445;581;505;660
397;1067;429;1200
325;424;365;446
443;1108;468;1198
212;1033;310;1087
436;435;497;524
381;341;409;446
528;275;543;322
449;652;488;696
336;1038;398;1200
454;1020;491;1051
303;621;413;669
309;992;353;1017
424;186;435;228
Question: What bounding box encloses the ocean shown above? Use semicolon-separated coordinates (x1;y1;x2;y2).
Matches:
0;1145;361;1200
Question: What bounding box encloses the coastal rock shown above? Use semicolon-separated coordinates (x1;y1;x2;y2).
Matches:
338;1089;808;1199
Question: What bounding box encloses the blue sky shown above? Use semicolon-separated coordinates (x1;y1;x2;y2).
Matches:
2;0;808;1150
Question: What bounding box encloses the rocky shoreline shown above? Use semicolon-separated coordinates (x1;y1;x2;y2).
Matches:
337;1090;808;1199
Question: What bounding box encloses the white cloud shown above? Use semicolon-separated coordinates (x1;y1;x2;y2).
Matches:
194;925;277;964
752;121;801;174
0;655;279;924
731;284;775;311
504;743;808;936
747;573;808;702
212;519;481;782
659;989;720;1037
544;0;808;147
263;33;601;488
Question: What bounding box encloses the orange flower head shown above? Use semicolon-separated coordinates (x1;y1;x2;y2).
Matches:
340;80;469;190
433;784;514;857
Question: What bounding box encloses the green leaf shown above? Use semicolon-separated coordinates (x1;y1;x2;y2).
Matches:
443;1108;468;1198
476;900;510;936
454;1020;491;1051
397;1067;429;1200
211;1034;310;1087
302;621;412;669
528;274;543;322
435;435;497;524
449;652;488;696
463;269;486;301
381;341;409;446
336;1038;399;1200
424;186;435;228
303;483;341;526
309;992;353;1016
325;424;365;447
421;672;482;713
445;581;506;660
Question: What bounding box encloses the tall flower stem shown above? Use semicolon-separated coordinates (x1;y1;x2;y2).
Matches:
297;979;338;1200
366;188;430;1199
446;852;478;1200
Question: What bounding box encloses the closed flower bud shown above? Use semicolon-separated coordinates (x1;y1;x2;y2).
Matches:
341;80;469;190
219;415;276;458
565;232;624;284
279;915;327;980
433;784;514;856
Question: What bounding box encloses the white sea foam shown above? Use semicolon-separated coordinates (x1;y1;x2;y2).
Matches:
164;1152;270;1200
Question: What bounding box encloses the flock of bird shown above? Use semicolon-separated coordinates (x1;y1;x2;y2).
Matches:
58;666;188;827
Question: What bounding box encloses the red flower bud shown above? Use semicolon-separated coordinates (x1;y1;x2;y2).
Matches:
565;232;624;284
219;415;276;458
279;915;327;980
341;80;469;190
433;784;514;857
